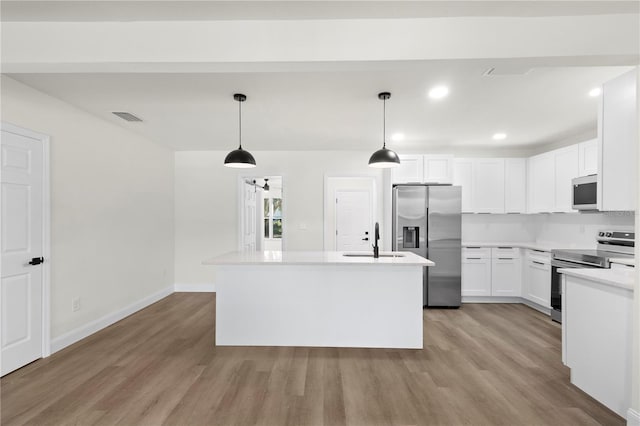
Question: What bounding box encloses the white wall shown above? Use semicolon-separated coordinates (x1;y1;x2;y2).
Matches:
463;212;634;247
1;76;175;339
174;151;384;288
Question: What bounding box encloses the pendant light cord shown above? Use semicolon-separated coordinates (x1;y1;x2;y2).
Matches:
238;99;243;150
382;96;386;149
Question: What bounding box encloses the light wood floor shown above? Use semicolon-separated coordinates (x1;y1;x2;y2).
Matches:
1;293;623;426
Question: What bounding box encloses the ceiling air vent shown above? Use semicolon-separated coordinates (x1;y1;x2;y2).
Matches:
483;67;532;77
112;112;142;122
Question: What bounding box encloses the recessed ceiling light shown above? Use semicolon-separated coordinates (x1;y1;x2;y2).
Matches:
493;133;507;140
391;133;405;142
428;86;449;100
589;87;602;97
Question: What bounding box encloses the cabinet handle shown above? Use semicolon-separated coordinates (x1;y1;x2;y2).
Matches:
497;247;513;249
466;246;482;249
532;261;545;265
498;258;514;260
466;257;482;260
532;250;546;253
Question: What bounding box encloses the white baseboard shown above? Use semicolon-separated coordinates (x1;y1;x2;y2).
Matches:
628;408;640;425
50;285;173;354
462;296;522;304
520;298;552;315
174;282;216;292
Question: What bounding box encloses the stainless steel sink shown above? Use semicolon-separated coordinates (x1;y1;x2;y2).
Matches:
343;253;406;258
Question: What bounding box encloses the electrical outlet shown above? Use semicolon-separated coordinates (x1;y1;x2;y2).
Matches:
72;297;80;312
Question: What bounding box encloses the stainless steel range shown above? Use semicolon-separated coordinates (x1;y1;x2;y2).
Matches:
550;230;635;323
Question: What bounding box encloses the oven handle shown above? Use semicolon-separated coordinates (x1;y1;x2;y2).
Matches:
552;257;603;268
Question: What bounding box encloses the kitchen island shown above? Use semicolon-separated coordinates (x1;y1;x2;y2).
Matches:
203;251;433;349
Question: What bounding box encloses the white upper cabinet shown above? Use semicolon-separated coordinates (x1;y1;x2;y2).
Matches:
553;145;580;212
528;152;555;213
453;159;474;213
391;155;423;183
392;154;453;184
578;139;598;177
528;145;579;213
599;69;638;211
473;159;505;213
504;158;527;213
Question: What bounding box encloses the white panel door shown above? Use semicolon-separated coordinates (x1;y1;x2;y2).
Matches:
1;129;44;376
335;190;372;251
504;158;527;213
472;159;505;213
524;260;551;308
453;159;473;213
242;182;257;251
553;145;579;212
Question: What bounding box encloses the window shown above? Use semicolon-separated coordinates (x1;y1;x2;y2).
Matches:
263;197;282;239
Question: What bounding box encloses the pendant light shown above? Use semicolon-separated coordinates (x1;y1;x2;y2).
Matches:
368;92;401;168
224;93;256;168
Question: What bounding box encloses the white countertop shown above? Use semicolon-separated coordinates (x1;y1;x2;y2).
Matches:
203;250;434;266
610;257;636;267
462;241;594;252
559;268;636;291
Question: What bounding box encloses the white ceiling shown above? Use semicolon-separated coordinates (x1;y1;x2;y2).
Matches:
2;0;638;22
2;1;637;153
9;63;631;152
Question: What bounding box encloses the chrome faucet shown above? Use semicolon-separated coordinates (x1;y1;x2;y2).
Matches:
373;222;380;258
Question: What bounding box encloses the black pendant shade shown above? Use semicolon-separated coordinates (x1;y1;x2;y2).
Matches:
224;93;256;168
368;147;401;168
368;92;400;168
224;147;256;168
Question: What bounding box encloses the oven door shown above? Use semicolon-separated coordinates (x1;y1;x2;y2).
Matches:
550;258;601;323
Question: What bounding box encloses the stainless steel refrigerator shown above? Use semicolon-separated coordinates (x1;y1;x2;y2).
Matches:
392;184;462;308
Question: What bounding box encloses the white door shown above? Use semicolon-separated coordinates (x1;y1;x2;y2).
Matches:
1;128;45;376
242;182;257;251
335;190;372;251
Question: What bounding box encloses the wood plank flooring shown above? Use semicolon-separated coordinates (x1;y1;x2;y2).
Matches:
1;293;624;425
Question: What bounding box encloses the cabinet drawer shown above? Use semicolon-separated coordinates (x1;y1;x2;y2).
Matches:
463;246;492;259
525;249;551;263
491;247;520;259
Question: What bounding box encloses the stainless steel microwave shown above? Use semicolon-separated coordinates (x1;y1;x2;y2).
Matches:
572;175;598;211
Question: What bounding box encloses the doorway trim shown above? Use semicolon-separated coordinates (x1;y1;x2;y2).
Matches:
0;122;52;358
324;175;377;251
237;175;287;252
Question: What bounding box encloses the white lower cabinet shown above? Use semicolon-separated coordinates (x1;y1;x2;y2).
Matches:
462;257;492;296
462;247;521;298
491;251;521;297
524;257;551;308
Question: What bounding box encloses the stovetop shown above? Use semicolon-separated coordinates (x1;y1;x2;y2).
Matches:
552;248;634;268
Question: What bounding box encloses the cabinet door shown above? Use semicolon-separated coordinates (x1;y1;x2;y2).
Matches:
472;159;505;213
600;69;638;211
578;139;598;177
528;153;555;213
504;158;527;213
423;155;453;183
525;260;551;307
453;159;474;213
462;258;491;296
391;155;423;184
553;145;580;212
491;257;521;297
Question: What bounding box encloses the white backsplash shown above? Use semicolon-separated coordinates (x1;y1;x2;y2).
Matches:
463;212;635;248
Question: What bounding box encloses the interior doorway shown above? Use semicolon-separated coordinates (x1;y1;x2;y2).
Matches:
324;177;376;251
1;122;51;376
239;176;284;252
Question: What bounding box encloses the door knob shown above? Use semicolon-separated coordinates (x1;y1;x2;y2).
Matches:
28;257;44;266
